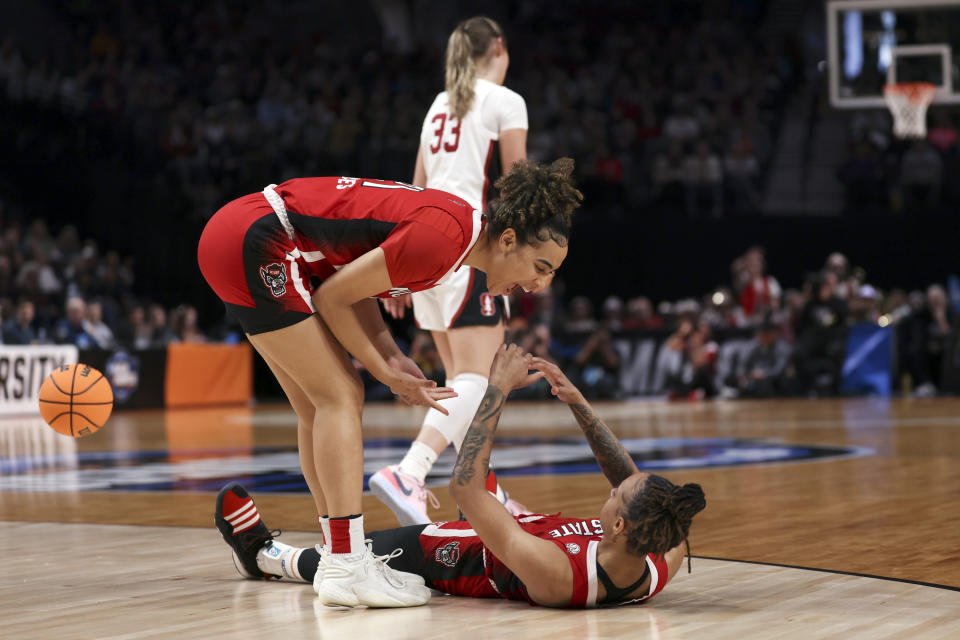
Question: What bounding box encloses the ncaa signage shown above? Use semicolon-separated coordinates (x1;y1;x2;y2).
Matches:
105;350;140;404
0;345;79;415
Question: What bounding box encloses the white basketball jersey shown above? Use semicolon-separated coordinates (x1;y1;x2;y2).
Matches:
419;78;528;210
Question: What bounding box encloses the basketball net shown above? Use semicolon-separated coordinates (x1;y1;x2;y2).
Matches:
883;82;936;139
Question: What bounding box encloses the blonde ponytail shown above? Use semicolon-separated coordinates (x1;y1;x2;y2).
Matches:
444;17;504;119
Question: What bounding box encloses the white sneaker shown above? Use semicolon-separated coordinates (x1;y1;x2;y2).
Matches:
316;547;430;608
313;543;424;593
312;544;329;596
367;541;425;586
369;465;440;526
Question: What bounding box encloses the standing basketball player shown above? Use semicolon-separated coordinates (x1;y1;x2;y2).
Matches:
370;16;532;525
217;345;705;608
200;162;581;608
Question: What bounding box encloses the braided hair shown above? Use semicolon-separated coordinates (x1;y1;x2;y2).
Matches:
621;474;706;573
487;158;583;247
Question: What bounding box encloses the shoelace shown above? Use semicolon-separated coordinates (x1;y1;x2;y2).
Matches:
240;527;281;554
314;542;407;586
366;540;408;588
424;488;440;511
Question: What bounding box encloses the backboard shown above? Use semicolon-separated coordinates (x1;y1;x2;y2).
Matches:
827;0;960;108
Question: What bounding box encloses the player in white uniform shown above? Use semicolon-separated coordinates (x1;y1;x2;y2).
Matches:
370;16;532;525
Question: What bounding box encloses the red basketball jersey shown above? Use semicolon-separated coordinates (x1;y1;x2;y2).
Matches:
272;177;482;297
419;513;670;608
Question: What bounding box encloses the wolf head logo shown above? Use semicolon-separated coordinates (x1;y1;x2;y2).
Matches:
434;541;461;568
259;263;287;297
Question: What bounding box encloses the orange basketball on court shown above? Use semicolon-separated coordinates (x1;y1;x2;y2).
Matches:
37;364;114;437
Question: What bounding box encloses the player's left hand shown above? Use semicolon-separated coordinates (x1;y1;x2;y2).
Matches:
387;354;426;380
488;344;543;392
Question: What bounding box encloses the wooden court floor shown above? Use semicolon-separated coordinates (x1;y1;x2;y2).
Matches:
1;397;959;639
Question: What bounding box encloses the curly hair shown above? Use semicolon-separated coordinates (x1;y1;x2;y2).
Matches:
621;474;706;572
486;158;583;247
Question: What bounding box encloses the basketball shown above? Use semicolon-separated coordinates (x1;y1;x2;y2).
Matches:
37;364;114;438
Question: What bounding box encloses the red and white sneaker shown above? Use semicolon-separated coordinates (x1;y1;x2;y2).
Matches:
369;465;439;526
214;482;278;580
486;470;529;516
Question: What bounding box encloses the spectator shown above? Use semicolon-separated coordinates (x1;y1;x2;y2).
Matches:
54;297;95;348
561;296;598;335
662;317;717;400
16;245;61;295
568;328;621;400
148;304;176;347
622;296;665;331
115;305;154;350
904;285;956;397
83;299;115;349
848;284;881;325
515;323;553;362
824;253;858;300
171;304;207;343
793;272;848;396
526;286;559;332
600;296;623;332
738;246;781;324
2;299;43;344
701;287;746;329
776;289;806;343
731;319;793;398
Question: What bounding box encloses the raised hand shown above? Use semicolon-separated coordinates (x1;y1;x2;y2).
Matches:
488;344;544;393
531;357;586;405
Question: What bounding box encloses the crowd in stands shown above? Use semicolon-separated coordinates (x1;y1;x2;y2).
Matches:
0;0;796;222
6;200;952;402
0;206;209;349
401;245;956;402
838;109;960;211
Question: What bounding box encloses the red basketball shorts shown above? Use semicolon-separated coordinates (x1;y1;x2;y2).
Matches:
197;193;324;335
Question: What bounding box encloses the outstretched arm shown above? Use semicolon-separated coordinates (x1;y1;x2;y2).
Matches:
449;345;572;606
314;249;454;412
532;358;639;487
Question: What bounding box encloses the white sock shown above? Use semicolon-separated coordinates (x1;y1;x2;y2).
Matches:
256;540;304;580
319;515;330;552
422;373;488;452
398;440;438;482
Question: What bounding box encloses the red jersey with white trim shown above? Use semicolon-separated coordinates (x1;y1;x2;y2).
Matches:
418;513;669;608
272;177;483;298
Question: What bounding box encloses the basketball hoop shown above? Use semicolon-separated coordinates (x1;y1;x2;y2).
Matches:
883;82;937;139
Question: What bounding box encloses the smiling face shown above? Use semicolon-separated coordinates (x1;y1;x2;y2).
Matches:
483;228;567;296
599;472;649;540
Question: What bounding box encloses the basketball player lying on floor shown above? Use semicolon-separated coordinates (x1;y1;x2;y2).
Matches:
216;345;706;608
